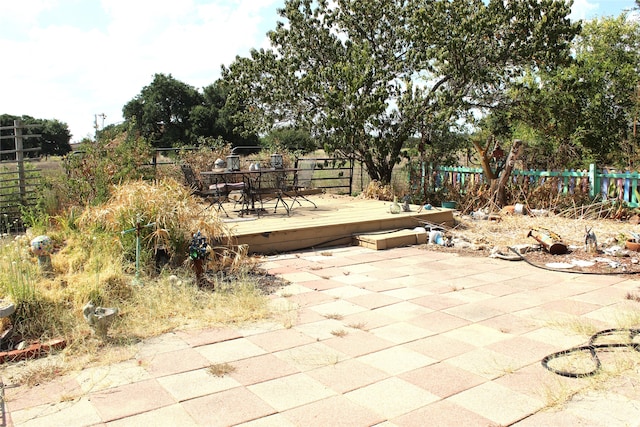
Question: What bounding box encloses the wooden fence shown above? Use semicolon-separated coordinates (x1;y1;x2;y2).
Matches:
421;164;640;207
0;121;41;232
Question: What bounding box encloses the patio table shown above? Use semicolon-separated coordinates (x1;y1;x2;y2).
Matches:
201;168;298;216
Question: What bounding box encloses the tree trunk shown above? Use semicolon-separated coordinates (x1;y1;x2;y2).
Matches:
493;139;523;207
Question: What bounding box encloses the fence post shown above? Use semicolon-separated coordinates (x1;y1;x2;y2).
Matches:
14;120;27;204
588;163;597;199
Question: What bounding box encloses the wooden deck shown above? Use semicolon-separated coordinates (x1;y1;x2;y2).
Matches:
221;195;454;254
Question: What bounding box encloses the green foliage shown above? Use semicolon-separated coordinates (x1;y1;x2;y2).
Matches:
122;74;259;148
61;124;154;206
262;126;316;154
0;114;72;158
497;15;640;169
222;0;578;184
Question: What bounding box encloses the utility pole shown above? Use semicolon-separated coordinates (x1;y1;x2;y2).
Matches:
94;113;107;135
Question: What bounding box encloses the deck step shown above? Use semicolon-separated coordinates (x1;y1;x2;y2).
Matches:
353;228;428;250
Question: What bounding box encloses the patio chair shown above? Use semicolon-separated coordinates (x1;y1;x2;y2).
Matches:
289;159;318;209
180;164;230;217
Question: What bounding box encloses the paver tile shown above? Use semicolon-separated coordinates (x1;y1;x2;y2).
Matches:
356;346;436;375
322;284;373;299
292;318;349;340
247;373;336;412
76;360;152;393
487;335;560;366
398;362;486;398
369;321;433;344
194;338;267;364
181;387;276;426
142;347;211;378
9;398;103;427
445;347;522;379
282;395;385;427
345;377;439;419
322;329;395;357
176;327;242;347
308;299;369;317
90;379;175;422
246;328;317;353
106;403;199;426
346;292;403;309
228;353;300;385
391;399;493;427
442;323;511;347
381;287;432;300
478;313;541;336
156;368;241;401
403;334;476;360
272;342;349;372
443;302;507;322
134;332;190;357
305;359;389;394
447;381;544;426
372;301;432;321
5;376;82;411
408;310;471;334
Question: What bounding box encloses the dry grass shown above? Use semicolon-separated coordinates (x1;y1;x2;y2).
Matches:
0;179;277;385
207;362;236;377
449;209;634;251
324;313;344;320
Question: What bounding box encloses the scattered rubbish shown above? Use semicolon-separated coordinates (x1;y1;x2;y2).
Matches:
30;235;54;274
83;302;119;339
423;204;432;210
529;209;549;217
510;244;535;254
390;196;401;214
402;196;411;212
625;239;640;252
593;257;622;268
490;246;523;261
472;210;489;220
429;230;445;245
527;227;568;255
584;227;598;253
571;260;595;268
545;262;574;269
603;246;626;257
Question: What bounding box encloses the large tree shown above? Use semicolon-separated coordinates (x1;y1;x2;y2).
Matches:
123;74;260;148
123;73;203;147
0;114;72;158
499;15;640;168
222;0;578;183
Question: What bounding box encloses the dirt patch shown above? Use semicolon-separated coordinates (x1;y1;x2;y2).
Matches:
424;211;640;275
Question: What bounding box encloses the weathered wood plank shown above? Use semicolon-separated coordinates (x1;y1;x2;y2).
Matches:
222;196;454;254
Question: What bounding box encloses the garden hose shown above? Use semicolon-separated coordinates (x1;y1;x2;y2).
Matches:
541;328;640;378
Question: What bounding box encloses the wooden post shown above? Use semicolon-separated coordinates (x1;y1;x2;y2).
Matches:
14;120;27;204
588;163;597;199
494;139;523;207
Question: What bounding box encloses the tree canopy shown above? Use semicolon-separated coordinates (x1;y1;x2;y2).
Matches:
0;114;72;158
485;14;640;169
222;0;579;183
122;73;259;148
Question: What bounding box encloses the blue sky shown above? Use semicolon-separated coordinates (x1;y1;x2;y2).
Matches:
0;0;637;142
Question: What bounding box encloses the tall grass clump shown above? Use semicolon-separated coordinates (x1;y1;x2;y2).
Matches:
0;176;274;367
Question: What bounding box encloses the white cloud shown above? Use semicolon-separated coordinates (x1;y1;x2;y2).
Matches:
0;0;281;141
569;0;599;21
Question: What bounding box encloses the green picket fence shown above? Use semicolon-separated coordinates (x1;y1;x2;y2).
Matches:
421;164;640;207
